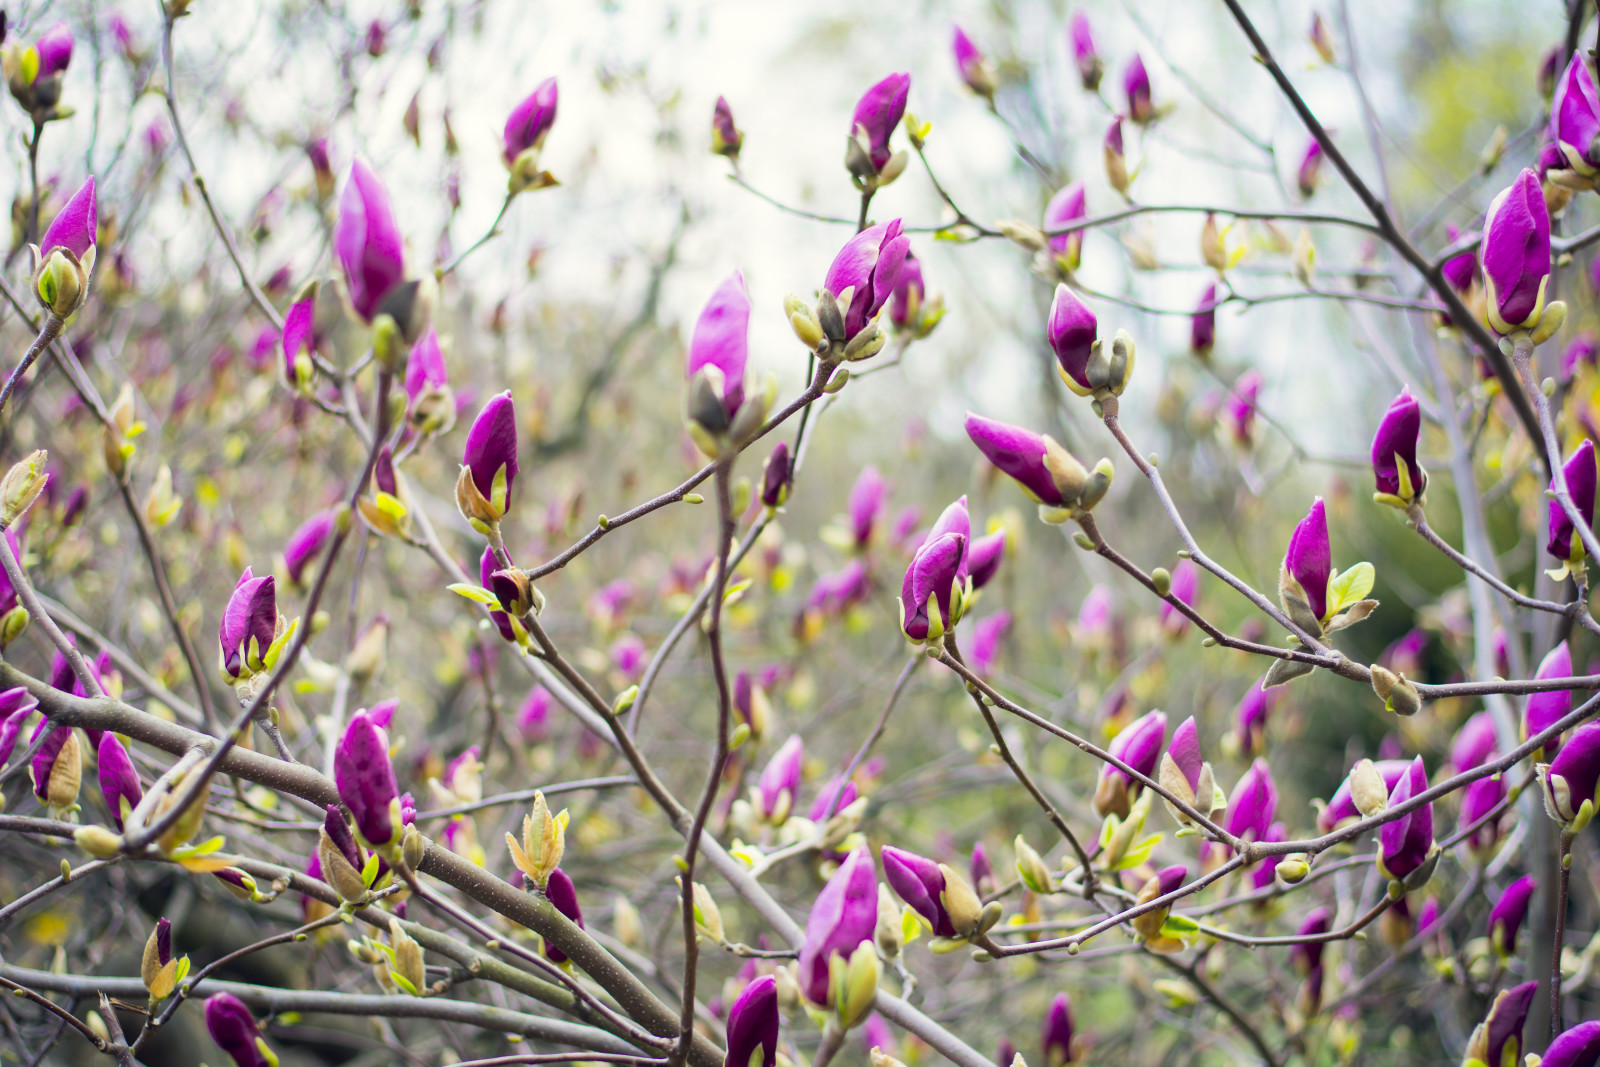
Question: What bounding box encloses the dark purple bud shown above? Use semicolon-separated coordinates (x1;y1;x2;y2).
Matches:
1442;223;1477;296
503;77;558;167
1459;774;1506;856
481;546;518;644
1223;758;1278;847
1544;1022;1600;1067
881;844;956;937
204;992;268;1067
1490;875;1536;956
1547;440;1595;565
1370;389;1425;503
463;391;519;511
1526;640;1575;752
28;720;71;803
1450;711;1498;772
899;531;966;642
218;567;277;681
997;1038;1018;1067
848;466;887;547
1283;497;1332;624
1478;981;1538;1067
1191;284;1217;353
849;73;910;172
0;687;38;767
334;707;400;847
1377;756;1433;881
1552;55;1600;173
323;804;362;871
1288;906;1331;975
760;442;791;508
1544;721;1600;823
1124;54;1153;123
797;846;877;1004
964;412;1064;507
97;733;142;830
1235;684;1273;757
1248;822;1287;890
724;975;779;1067
712;96;743;159
756;735;803;822
1048;285;1098;394
284;510;336;586
336;159;406;323
1296;138;1324;198
543;866;585;963
1041;992;1074;1066
888;252;926;328
1044;182;1087;273
1480;168;1551;334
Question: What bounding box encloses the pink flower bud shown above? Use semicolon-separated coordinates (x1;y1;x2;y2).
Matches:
724;975;779;1067
334;707;401;848
1283;498;1331;624
218;567;277;681
824;221;910;340
503;77;558;167
797;846;877;1004
1042;993;1075;1066
204;992;270;1067
1043;183;1087;273
39;176;96;262
97;733;142;830
849;73;910;173
1069;11;1102;91
1547;440;1596;565
336;159;406;323
284;510;336;587
1488;875;1536;956
1480;168;1551;334
1377;756;1432;880
1370;388;1424;502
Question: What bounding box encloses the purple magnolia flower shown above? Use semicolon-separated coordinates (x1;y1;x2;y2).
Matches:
1451;712;1498;772
1224;758;1278;846
1527;640;1575;751
900;530;967;642
1548;439;1596;565
712;96;743;159
1480;168;1551;334
1235;683;1274;757
1247;822;1287;890
1124;54;1154;123
1048;284;1098;395
1543;721;1600;824
1371;389;1425;504
1459;774;1506;856
849;466;888;547
1296;138;1324;198
334;707;401;848
1041;993;1075;1066
1191;285;1217;354
28;718;75;805
760;442;792;508
686;272;754;435
1043;182;1087;274
204;992;269;1067
503;77;558;167
1319;759;1408;832
1551;55;1600;175
0;688;37;768
882;844;958;937
1489;875;1536;956
971;842;995;895
280;295;321;386
480;546;518;644
1095;709;1166;817
284;510;336;586
1226;371;1261;446
98;733;142;830
724;975;779;1067
797;846;877;1004
336;159;406;323
1471;981;1538;1067
462;391;519;518
1288;907;1331;976
888;253;925;329
1546;1023;1600;1067
825;220;910;340
1283;498;1332;625
952;27;994;99
808;775;858;822
1442;223;1478;296
1564;332;1599;381
38;177;96;267
543;867;585;962
925;496;972;579
756;735;803;823
405;327;451;418
219;568;277;681
968;611;1012;676
1069;11;1102;90
1377;756;1433;881
967;530;1006;590
849;73;911;173
34;23;74;80
518;686;552;742
964;413;1062;506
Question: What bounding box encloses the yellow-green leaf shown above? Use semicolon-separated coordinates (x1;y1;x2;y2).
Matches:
1326;561;1375;618
448;583;501;606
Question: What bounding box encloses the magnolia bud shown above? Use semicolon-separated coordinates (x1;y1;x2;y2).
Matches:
937;863;984;937
785;294;824;350
319;829;369;902
1;605;30;645
0;449;48;528
390;918;427;995
1014;835;1053;894
874;883;904;958
401;823;426;871
74;824;122;858
1349;759;1389;818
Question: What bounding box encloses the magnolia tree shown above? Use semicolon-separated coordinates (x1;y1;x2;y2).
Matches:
4;1;1600;1066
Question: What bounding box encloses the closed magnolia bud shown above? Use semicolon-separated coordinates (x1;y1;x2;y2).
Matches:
1;605;29;645
834;941;881;1029
0;449;48;528
142;918;177;999
389;918;426;994
785;293;824;350
875;883;904;958
1348;759;1389;818
691;880;724;942
319;828;369;902
937;863;984;937
45;729;81;809
74;823;122;858
401;823;426;871
1014;835;1053;894
1369;665;1422;716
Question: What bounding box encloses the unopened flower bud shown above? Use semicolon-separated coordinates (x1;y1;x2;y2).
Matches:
74;824;122;858
1348;759;1389;818
401;823;426;871
0;450;48;528
785;293;824;350
389;917;426;995
874;883;904;958
1369;665;1422;716
1014;835;1053;894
